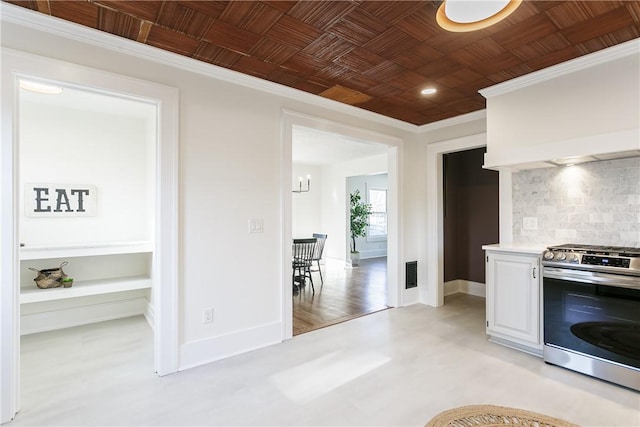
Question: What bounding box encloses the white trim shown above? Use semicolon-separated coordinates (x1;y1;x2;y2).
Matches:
499;171;513;244
489;336;543;358
358;249;388;259
19;241;153;260
0;2;415;133
424;133;487;307
154;64;180;377
0;48;20;424
0;50;179;423
282;109;406;147
386;145;402;308
443;280;486;298
480;38;640;98
20;296;149;335
20;277;152;304
145;300;155;330
281;113;294;341
179;321;282;371
417;110;487;133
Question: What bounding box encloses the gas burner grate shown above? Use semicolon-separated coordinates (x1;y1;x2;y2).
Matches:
548;244;640;256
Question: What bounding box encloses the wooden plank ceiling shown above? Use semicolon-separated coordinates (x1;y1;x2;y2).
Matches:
6;0;640;125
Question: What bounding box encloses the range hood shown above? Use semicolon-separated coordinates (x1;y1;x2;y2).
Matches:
547;150;640;167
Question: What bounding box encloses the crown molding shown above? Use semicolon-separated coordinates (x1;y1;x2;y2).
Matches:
480;38;640;98
0;3;418;132
417;109;487;133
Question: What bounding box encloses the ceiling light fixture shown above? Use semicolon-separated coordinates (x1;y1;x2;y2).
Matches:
436;0;522;32
421;88;437;95
19;80;64;95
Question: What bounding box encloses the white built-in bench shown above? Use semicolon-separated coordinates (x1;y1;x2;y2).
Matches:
19;241;153;334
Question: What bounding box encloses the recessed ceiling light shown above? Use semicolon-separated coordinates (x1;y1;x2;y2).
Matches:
19;80;64;95
421;88;437;95
436;0;522;32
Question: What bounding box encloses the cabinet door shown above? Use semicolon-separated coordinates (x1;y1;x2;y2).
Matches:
486;252;540;346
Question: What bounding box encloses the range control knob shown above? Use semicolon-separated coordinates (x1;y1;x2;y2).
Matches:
554;252;567;261
543;251;555;261
567;253;579;263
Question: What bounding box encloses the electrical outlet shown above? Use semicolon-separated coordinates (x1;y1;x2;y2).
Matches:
203;308;214;324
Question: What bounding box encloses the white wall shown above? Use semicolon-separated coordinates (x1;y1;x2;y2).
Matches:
19;91;155;246
322;154;388;261
0;14;417;371
294;161;389;262
347;173;388;259
482;46;640;168
291;163;321;238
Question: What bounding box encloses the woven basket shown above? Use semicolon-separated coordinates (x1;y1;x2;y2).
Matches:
29;261;69;289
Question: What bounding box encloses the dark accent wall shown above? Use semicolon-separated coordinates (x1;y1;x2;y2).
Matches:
443;148;499;284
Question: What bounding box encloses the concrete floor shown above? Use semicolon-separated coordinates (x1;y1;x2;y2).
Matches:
12;294;640;426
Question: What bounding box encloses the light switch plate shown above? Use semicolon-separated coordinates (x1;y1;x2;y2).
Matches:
249;218;263;233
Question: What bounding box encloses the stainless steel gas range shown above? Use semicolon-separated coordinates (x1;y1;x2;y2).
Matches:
542;244;640;391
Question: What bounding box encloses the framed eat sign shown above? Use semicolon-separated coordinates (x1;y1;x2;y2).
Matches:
25;183;97;217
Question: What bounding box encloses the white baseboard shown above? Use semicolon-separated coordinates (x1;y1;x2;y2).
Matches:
444;280;486;298
21;297;148;335
444;280;459;296
460;280;486;297
327;257;352;269
359;249;387;259
179;321;282;371
488;336;543;358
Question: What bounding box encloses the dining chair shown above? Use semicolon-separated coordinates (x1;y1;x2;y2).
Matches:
292;237;317;293
311;233;327;284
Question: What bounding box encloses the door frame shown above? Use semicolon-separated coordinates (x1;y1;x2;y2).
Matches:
281;110;403;340
424;133;489;307
0;49;179;423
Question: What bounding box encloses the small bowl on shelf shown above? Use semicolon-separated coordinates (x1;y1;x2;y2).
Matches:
61;278;74;288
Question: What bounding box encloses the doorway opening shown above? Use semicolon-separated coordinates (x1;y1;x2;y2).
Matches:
282;111;402;339
17;83;157;408
425;133;490;307
1;50;179;423
442;147;499;298
291;164;390;335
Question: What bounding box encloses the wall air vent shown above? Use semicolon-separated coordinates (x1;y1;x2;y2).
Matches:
405;261;417;289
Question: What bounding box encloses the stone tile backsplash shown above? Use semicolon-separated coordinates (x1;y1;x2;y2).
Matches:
512;157;640;247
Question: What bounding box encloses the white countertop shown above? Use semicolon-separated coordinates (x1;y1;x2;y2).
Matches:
482;243;546;255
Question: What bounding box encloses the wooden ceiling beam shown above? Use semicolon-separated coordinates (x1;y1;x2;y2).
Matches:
137;21;153;43
35;0;50;15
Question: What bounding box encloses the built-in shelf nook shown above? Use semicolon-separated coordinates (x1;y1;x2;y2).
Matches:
18;83;157;335
20;241;153;305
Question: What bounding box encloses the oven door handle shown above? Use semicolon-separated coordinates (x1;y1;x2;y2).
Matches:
543;267;640;290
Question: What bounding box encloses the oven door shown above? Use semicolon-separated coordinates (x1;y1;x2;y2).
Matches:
543;267;640;370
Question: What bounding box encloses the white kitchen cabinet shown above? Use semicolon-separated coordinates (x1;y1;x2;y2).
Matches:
485;249;542;356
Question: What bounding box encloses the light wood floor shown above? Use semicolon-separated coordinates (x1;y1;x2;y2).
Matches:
293;257;388;335
14;294;640;426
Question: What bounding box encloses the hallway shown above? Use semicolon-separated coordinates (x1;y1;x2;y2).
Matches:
293;257;388;335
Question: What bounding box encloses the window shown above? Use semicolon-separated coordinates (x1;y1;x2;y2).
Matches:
368;188;387;240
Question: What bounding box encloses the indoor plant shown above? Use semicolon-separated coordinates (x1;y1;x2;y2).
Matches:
349;189;372;267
